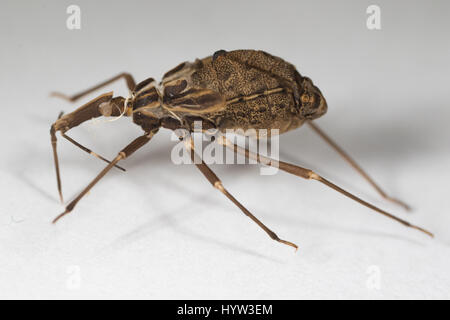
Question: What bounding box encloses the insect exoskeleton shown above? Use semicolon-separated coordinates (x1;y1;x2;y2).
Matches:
50;49;433;249
128;49;328;135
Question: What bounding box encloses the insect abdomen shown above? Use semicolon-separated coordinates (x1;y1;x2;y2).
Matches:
193;50;304;133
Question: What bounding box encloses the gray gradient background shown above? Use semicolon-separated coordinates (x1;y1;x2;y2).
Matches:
0;0;449;299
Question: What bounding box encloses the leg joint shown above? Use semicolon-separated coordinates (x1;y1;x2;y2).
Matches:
214;181;224;191
308;171;320;180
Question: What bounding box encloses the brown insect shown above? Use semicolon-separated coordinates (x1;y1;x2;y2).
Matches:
50;49;433;250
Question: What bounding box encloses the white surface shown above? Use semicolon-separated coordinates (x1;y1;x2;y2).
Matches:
0;0;449;299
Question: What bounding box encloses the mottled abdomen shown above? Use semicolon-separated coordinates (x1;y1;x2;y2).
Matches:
211;91;305;135
191;50;305;134
161;49;307;135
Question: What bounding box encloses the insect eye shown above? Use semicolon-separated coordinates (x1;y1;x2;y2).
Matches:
301;93;311;103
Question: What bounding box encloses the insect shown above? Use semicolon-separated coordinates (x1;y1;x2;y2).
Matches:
50;49;433;249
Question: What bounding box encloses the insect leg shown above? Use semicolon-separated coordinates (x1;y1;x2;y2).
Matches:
51;112;65;203
61;132;126;171
307;121;411;211
184;138;298;250
51;72;136;102
218;136;433;238
52;132;154;223
50;92;123;203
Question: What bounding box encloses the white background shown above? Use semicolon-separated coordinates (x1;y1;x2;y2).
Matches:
0;0;449;299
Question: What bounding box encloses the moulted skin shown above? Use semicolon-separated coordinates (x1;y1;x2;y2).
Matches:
131;49;328;136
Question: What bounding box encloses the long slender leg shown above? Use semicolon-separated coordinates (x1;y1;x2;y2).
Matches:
218;136;433;238
51;112;65;203
307;121;411;211
50;92;117;203
51;72;136;102
52;132;154;223
184;138;298;250
61;133;126;171
57;111;124;170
